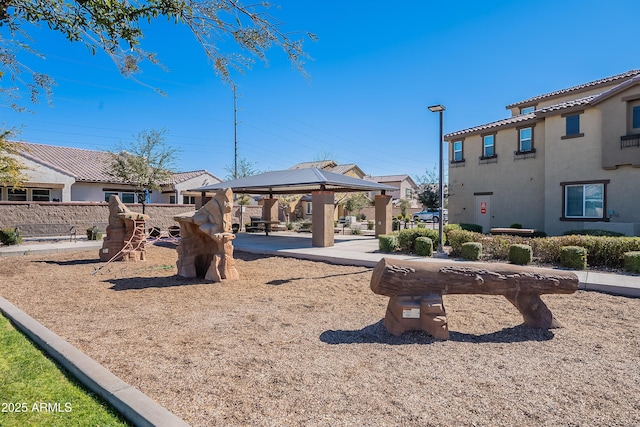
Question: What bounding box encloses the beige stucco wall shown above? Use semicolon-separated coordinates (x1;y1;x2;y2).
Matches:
600;85;640;169
543;106;640;236
6;155;76;202
448;123;546;231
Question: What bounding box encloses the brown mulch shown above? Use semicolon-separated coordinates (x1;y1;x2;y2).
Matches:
0;243;639;426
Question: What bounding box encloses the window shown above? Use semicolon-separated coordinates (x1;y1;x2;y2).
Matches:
633;105;640;129
8;189;27;201
563;181;608;219
306;202;312;215
453;140;464;162
169;195;176;204
482;134;495;157
32;189;50;202
405;188;413;198
519;127;533;152
520;106;535;114
121;193;135;203
565;114;581;136
104;192;117;202
183;195;196;204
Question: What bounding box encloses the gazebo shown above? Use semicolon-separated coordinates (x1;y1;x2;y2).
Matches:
190;168;397;247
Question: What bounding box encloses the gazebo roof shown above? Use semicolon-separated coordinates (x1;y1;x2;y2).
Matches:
190;168;397;195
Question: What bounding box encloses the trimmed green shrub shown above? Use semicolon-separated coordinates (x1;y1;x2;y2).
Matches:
532;235;640;268
350;227;362;235
0;228;21;245
415;237;433;257
560;246;587;269
563;229;625;237
482;234;527;260
461;242;482;260
447;229;483;256
443;223;462;245
509;223;523;229
509;244;532;265
378;234;398;253
397;228;439;253
460;223;483;233
623;251;640;273
367;220;374;230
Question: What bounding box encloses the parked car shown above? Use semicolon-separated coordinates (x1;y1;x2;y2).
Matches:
412;209;448;223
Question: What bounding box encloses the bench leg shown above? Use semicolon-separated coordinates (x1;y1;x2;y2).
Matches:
503;292;564;329
383;295;449;340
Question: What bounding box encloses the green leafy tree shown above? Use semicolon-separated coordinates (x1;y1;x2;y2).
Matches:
107;128;177;212
343;192;369;217
397;198;411;218
0;129;29;186
224;157;259;180
415;167;446;210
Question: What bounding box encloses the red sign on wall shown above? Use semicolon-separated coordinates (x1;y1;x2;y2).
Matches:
480;201;487;214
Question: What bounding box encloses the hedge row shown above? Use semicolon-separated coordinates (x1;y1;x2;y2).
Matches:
445;229;640;268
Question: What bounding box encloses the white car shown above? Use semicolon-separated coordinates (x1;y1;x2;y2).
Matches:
412;209;448;223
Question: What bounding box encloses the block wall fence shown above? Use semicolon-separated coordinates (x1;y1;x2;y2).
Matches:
0;202;420;234
0;202;264;233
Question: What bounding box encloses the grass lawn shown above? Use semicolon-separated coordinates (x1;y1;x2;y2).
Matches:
0;314;130;427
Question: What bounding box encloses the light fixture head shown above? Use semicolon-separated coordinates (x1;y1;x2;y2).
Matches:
428;104;445;112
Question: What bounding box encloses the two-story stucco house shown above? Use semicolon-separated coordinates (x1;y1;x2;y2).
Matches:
445;69;640;236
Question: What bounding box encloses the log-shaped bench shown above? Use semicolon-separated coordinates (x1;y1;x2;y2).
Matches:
370;258;579;340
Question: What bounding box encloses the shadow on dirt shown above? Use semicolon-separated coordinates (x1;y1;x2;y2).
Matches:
319;321;554;345
265;269;370;286
43;259;101;266
106;275;207;291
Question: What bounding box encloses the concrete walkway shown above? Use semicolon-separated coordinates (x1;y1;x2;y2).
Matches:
0;231;638;427
231;231;640;298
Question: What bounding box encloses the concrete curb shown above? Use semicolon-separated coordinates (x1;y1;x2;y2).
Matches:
0;296;190;427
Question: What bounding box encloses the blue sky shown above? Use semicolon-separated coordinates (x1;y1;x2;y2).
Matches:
2;0;639;181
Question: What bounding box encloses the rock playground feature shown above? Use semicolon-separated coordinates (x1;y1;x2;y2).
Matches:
99;195;149;262
370;258;579;340
173;188;239;282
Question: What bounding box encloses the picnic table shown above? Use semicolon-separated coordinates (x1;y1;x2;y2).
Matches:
249;220;281;236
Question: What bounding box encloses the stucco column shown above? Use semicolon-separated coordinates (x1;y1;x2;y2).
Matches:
263;198;278;222
375;194;393;237
312;191;335;247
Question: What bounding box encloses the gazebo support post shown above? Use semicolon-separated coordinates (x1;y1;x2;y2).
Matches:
263;198;278;223
311;191;335;247
375;193;393;237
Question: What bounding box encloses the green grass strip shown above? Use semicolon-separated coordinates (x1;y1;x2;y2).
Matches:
0;314;130;427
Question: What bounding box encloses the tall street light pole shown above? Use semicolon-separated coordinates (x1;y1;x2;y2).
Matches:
428;104;445;254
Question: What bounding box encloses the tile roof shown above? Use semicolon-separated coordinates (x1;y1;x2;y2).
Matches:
288;160;336;170
13;141;214;185
330;163;361;175
445;112;536;139
365;174;410;182
15;141;118;183
446;70;640;139
171;170;220;184
534;95;596;115
506;69;640;108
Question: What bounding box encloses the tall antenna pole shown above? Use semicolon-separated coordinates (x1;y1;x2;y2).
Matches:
233;85;238;179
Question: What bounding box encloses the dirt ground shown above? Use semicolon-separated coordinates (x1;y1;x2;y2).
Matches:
0;243;639;426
